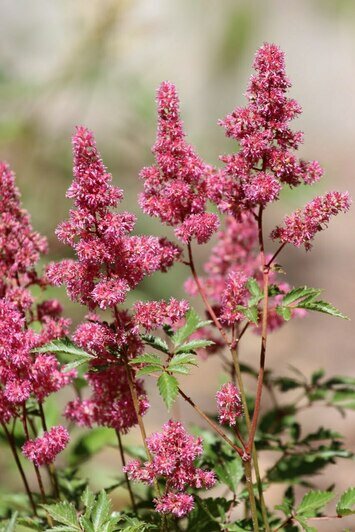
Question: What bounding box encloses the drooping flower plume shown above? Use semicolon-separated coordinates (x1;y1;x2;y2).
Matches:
22;426;69;467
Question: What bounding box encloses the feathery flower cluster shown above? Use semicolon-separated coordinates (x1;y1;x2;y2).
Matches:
65;311;148;433
207;43;324;216
271;191;351;250
216;382;243;426
124;420;216;516
47;126;180;309
0;162;47;303
139;81;218;244
133;298;189;331
22;426;69;467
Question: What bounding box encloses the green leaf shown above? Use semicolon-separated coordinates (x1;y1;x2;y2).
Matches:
130;354;163;366
276;306;292;321
296;299;349;320
247;277;263;305
282;286;321;306
172;308;207;346
32;337;94;371
91;490;111;531
176;339;214;353
294;515;317;532
32;337;92;358
141;334;169;353
41;502;80;529
215;456;244;493
136;365;163;377
297;490;334;517
157;373;178;409
336;487;355;516
2;512;18;532
236;305;259;324
81;486;96;519
168;353;198;367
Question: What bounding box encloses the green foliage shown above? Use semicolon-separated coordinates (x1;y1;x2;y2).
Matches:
32;337;94;370
336;487;355;516
276;286;348;320
157;373;178;410
171;308;210;347
296;490;334;517
43;489;120;532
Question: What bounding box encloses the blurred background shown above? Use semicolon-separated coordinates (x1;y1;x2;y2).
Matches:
0;0;354;528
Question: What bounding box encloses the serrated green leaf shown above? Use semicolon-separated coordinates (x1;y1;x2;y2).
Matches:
172;308;206;346
297;490;334;517
81;486;95;519
42;502;80;529
130;354;163;366
168;353;198;367
91;490;111;531
336;486;355;516
136;365;163;377
215;456;244;493
32;337;93;358
247;277;263;305
283;287;321;306
244;305;259;324
176;339;214;353
157;373;178;409
168;365;191;375
276;306;292;321
141;334;169;353
296;299;349;320
294;515;317;532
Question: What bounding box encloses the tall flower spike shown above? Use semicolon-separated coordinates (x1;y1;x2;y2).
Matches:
0;162;47;310
208;43;324;217
139;81;218;244
48;126;180;308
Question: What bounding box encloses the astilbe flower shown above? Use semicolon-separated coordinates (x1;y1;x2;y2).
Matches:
48;126;181;309
124;420;216;517
0;163;74;461
216;382;243;426
271;191;351;250
133;298;189;331
48;127;183;433
22;426;69;467
139;81;218;244
207;43;324;216
0;162;48;317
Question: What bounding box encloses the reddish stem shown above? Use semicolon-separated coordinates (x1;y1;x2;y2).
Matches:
187;242;230;346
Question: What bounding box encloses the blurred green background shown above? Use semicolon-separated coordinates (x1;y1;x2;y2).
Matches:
0;0;354;526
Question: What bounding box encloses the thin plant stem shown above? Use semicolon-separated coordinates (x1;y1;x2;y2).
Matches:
231;346;270;531
115;429;137;514
22;406;53;527
187;241;268;529
187;242;230;345
178;387;245;458
265;242;286;269
243;460;259;532
1;422;37;515
247;206;270;452
38;401;60;499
